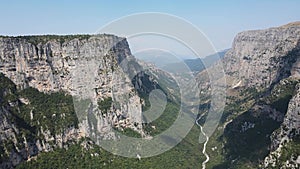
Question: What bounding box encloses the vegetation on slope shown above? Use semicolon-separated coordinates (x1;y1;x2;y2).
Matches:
204;78;300;168
0;70;207;168
98;97;113;114
0;73;78;163
16;125;205;169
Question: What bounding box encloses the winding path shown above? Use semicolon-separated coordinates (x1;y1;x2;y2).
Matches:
196;114;210;169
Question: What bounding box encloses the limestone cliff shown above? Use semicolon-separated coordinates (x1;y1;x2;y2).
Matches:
0;34;145;130
222;23;300;168
263;83;300;168
197;22;300;168
223;22;300;89
0;35;152;168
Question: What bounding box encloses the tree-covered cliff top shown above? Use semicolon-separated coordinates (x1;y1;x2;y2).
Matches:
0;34;122;45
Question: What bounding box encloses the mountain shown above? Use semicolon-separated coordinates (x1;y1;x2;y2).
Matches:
134;49;228;74
134;50;181;68
162;49;228;74
197;21;300;168
0;34;164;168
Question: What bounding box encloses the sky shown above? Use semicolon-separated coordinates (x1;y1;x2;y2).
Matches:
0;0;299;57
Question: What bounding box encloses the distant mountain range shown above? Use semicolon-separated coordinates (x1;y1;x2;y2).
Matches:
162;49;229;73
134;49;229;74
134;50;181;68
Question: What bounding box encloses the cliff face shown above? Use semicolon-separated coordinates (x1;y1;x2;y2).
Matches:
223;22;300;89
282;83;300;142
0;35;145;131
197;22;300;168
0;35;128;93
226;23;300;168
262;82;300;168
223;23;300;164
0;35;149;168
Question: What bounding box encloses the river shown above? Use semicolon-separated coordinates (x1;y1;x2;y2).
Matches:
196;114;210;169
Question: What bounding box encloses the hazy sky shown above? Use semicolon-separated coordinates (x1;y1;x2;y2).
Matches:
1;0;299;55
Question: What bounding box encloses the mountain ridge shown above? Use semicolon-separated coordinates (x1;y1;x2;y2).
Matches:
197;21;300;168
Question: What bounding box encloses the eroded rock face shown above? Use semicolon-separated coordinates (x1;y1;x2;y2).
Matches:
222;23;300;167
223;22;300;89
0;35;144;132
0;35;147;168
276;82;300;147
264;83;300;168
196;22;300;168
0;35;128;93
0;99;83;168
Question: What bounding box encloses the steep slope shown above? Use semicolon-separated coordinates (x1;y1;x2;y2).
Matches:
0;34;147;133
197;22;300;168
0;35;207;169
0;73;80;168
0;35;161;168
223;22;300;89
263;82;300;168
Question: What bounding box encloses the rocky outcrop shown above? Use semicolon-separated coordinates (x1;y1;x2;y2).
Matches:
197;22;300;168
0;35;127;93
263;83;300;168
0;35;145;133
222;22;300;167
281;83;300;140
0;104;80;168
223;22;300;89
272;82;300;149
0;35;151;168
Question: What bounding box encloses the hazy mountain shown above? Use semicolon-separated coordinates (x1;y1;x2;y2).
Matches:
162;49;229;73
134;50;183;68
